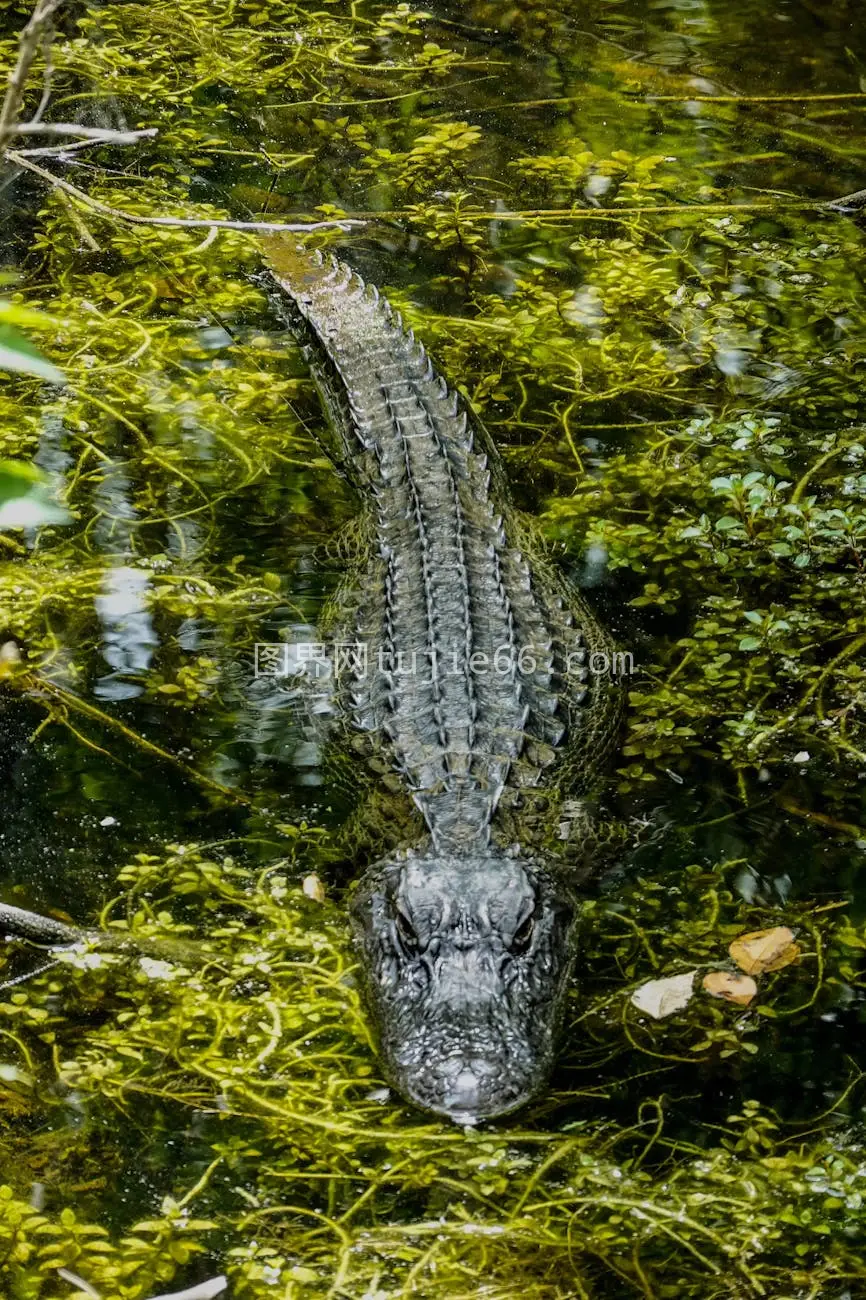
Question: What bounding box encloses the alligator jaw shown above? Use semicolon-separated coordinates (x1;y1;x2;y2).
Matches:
350;845;576;1123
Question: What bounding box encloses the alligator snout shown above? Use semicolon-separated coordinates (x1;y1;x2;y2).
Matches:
415;1052;532;1124
351;847;576;1124
447;1064;489;1114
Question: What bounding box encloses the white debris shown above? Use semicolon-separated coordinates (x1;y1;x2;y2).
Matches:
630;970;697;1019
145;1277;228;1300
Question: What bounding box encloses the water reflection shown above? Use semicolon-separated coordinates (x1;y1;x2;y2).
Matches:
93;565;159;701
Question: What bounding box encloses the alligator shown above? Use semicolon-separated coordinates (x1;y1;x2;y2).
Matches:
262;240;622;1124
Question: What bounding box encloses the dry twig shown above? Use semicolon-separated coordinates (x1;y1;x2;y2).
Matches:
5;147;365;232
0;0;65;151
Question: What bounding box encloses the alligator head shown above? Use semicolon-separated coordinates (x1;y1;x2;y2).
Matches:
350;845;576;1124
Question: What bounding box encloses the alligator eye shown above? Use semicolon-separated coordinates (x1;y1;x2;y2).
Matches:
511;914;535;955
394;906;419;954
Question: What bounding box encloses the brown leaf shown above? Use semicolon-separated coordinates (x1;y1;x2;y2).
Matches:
702;970;758;1006
728;926;800;975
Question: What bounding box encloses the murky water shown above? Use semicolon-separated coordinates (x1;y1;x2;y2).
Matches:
2;1;866;1296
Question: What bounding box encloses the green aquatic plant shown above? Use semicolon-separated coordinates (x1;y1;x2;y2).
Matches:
3;846;866;1297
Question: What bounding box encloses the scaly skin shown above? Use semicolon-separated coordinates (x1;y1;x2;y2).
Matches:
263;240;621;1123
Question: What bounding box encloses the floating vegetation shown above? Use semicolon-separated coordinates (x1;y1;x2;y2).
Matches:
1;0;866;1295
2;848;866;1296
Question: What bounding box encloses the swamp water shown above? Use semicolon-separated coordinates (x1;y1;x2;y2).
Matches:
1;0;866;1295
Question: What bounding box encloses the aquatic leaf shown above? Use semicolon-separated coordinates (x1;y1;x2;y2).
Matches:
0;460;71;528
0;323;65;383
702;970;758;1006
0;642;22;681
0;1063;35;1087
630;969;696;1019
728;927;800;975
0;299;61;331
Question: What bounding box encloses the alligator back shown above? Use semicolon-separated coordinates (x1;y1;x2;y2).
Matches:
263;240;619;857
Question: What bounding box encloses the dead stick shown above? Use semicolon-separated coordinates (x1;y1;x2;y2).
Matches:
0;900;81;945
5;149;364;232
0;0;65;152
11;123;158;142
0;900;208;966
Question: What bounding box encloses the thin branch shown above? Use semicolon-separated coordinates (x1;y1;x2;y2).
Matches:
15;137;152;159
434;90;866;119
29;673;257;807
5;148;365;232
0;0;65;151
30;31;54;125
11;122;158;142
12;125;159;161
645;91;866;104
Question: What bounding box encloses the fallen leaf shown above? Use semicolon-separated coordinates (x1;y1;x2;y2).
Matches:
302;873;325;902
630;970;696;1019
702;970;758;1006
728;926;800;975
